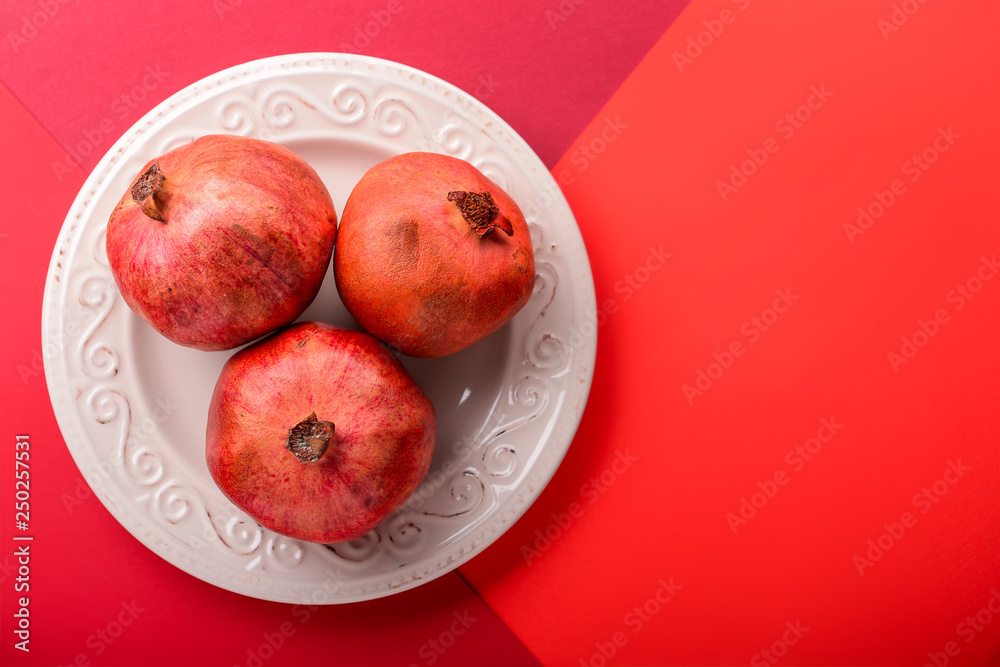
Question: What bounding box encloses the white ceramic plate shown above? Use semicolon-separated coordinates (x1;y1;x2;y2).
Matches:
42;53;596;604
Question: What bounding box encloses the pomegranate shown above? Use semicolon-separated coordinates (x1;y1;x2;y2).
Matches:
106;134;337;351
334;152;535;358
206;321;436;544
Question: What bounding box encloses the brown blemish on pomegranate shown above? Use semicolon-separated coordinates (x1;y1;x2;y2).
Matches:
388;218;420;270
225;223;294;289
512;247;529;274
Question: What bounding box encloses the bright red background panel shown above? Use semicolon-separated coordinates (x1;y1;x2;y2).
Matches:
459;1;1000;666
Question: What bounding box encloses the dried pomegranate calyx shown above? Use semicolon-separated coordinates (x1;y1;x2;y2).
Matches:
447;190;513;238
285;411;335;464
131;163;169;223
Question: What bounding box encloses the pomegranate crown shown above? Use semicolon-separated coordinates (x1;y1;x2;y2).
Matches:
447;190;513;238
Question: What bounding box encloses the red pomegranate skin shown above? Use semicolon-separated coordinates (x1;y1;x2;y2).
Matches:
206;321;436;544
334;152;535;358
106;134;337;351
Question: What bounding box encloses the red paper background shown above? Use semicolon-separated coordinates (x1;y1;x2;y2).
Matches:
461;1;1000;665
0;0;685;170
2;0;1000;666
